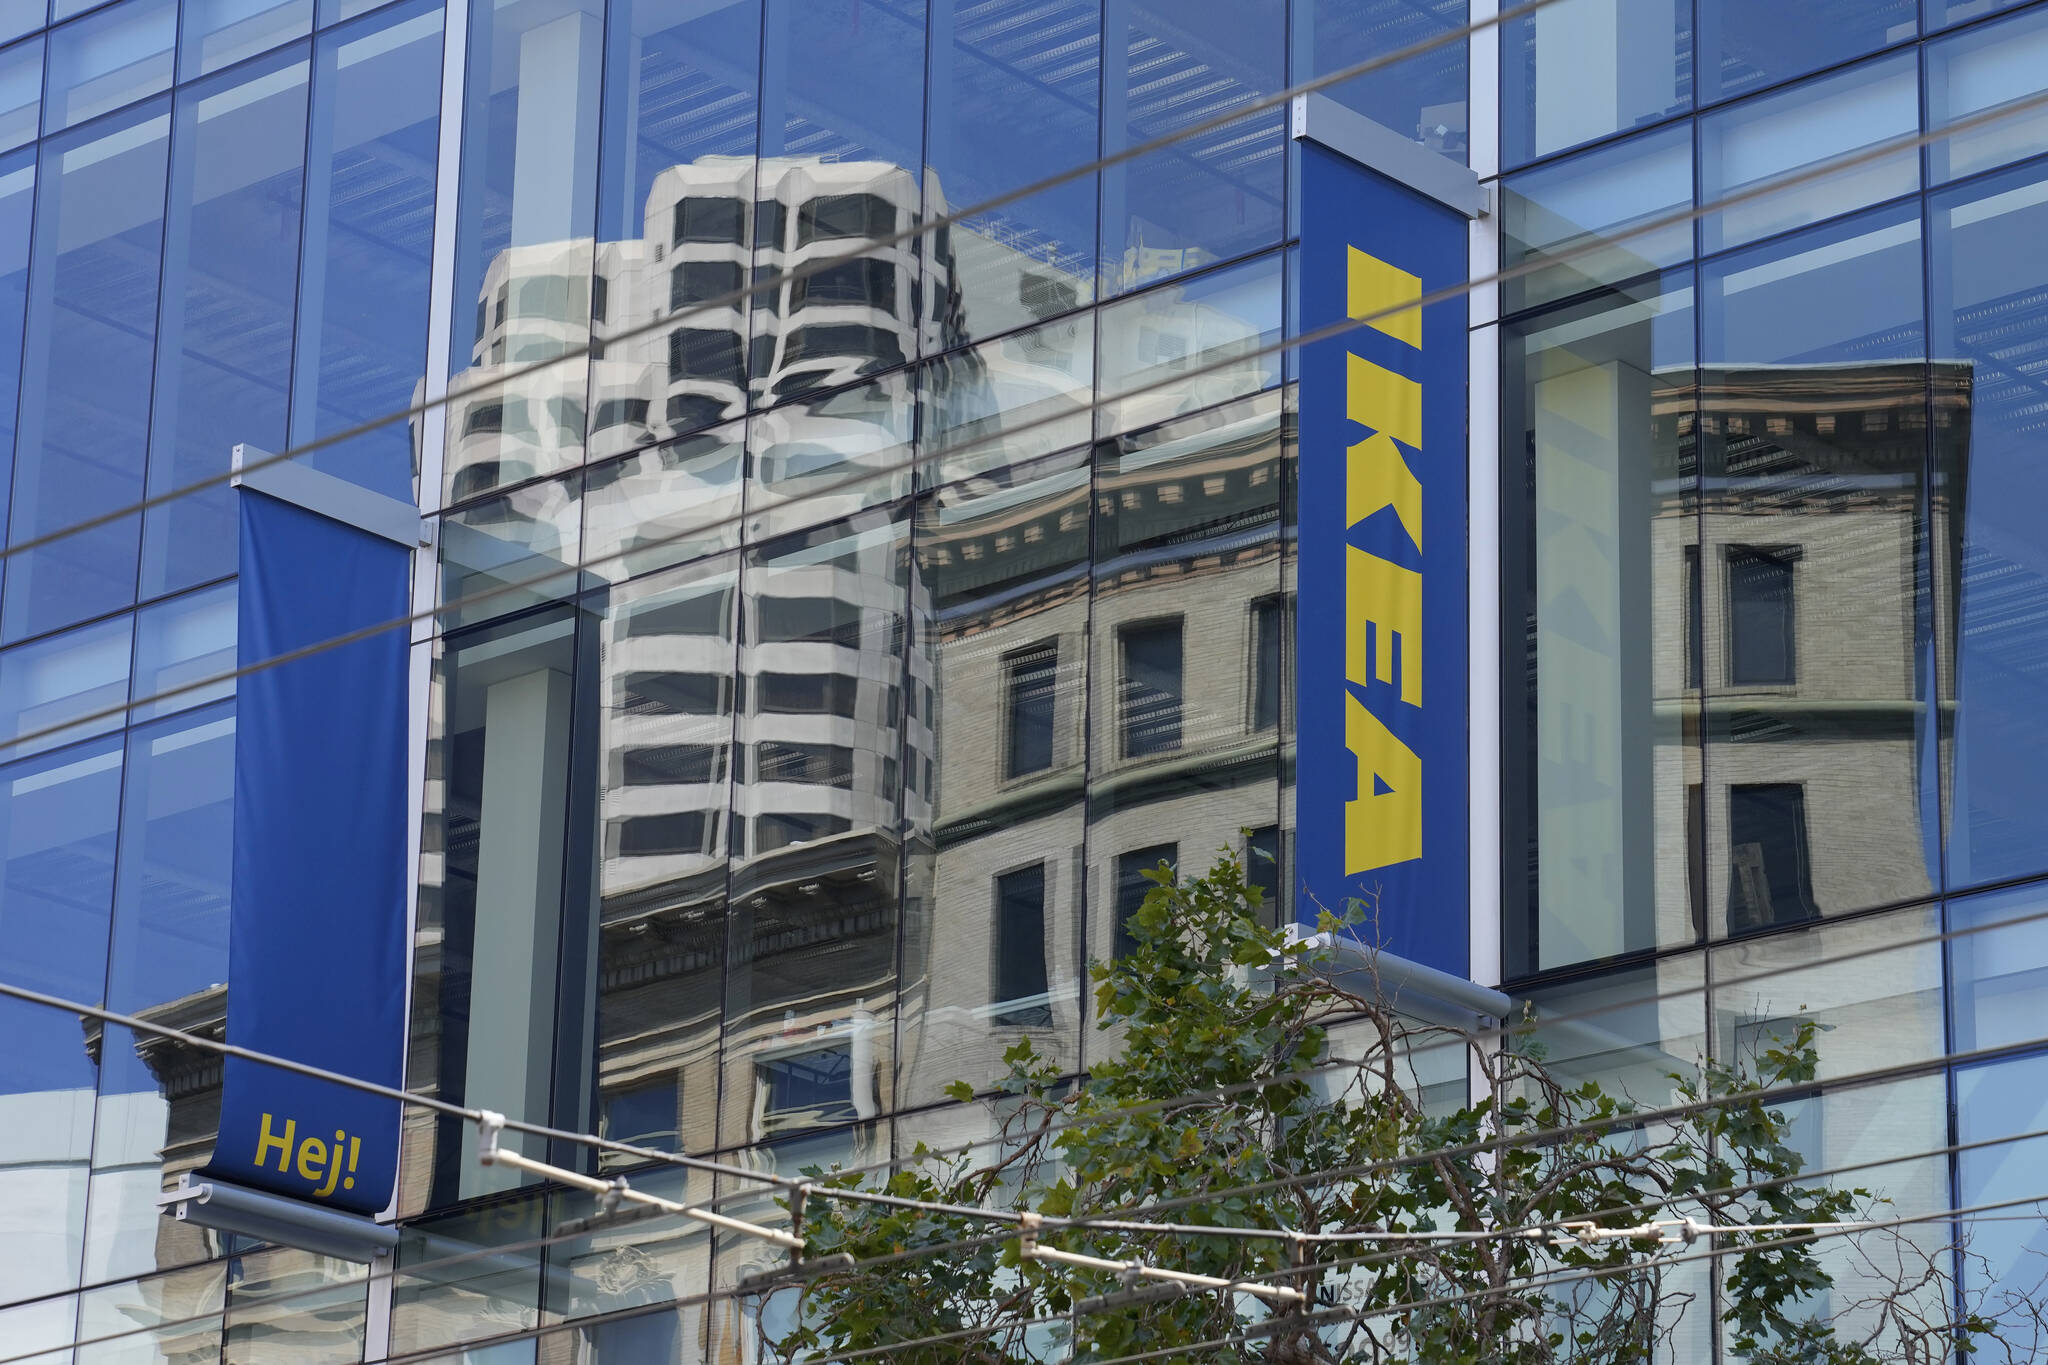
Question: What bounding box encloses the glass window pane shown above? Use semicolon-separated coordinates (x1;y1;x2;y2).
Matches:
1927;0;2037;30
0;148;35;559
179;0;310;78
1503;0;1691;166
1522;958;1707;1111
0;738;123;1304
1085;391;1282;1012
0;4;38;47
1927;5;2048;186
1701;208;1936;927
588;0;755;472
415;612;592;1205
0;613;130;759
582;420;743;581
6;101;169;640
725;504;905;1147
592;559;735;1165
84;706;234;1285
1932;162;2048;889
917;312;1092;487
290;0;444;498
754;0;924;392
438;471;582;630
444;0;603;503
1100;0;1285;297
1699;52;1919;254
1506;272;1698;974
1295;0;1468;163
1950;884;2048;1056
76;1263;225;1362
1957;1051;2048;1339
389;1194;549;1355
0;38;43;151
141;49;310;600
1501;122;1692;314
1095;251;1282;439
131;580;233;720
45;0;176;131
222;1244;369;1363
1711;903;1943;1083
927;0;1099;344
899;444;1090;1106
1698;0;1915;105
745;371;911;539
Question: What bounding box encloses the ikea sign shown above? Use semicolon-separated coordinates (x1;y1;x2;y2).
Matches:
1295;140;1469;976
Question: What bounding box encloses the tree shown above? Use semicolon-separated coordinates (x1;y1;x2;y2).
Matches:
761;850;2008;1364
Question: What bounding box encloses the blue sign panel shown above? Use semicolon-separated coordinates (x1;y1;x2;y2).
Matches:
206;489;410;1216
1295;142;1469;975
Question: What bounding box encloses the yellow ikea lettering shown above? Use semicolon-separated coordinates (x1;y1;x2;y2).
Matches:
1344;690;1422;871
1348;546;1421;706
1342;248;1425;875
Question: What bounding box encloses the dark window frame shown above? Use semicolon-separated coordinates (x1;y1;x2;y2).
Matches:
1118;617;1185;759
992;861;1052;1027
1002;640;1060;779
1724;544;1799;687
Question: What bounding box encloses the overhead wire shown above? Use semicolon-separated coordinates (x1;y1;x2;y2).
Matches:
20;1097;2048;1365
0;0;1573;575
8;68;2048;764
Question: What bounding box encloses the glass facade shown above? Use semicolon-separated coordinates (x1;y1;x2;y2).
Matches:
1502;0;2048;1354
0;0;2045;1358
0;0;442;1352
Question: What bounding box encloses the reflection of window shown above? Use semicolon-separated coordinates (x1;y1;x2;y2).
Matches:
754;199;788;248
993;863;1051;1026
757;595;863;647
792;259;897;313
1727;783;1819;932
1115;844;1176;959
757;1045;858;1130
671;259;744;311
1251;597;1285;731
665;393;728;433
1003;643;1058;778
756;671;858;716
601;1079;678;1153
753;811;852;853
592;398;651;432
668;329;744;385
623;590;729;638
1018;271;1078;320
620;671;728;716
756;741;854;787
1683;545;1702;690
797;193;894;244
1726;546;1797;686
621;744;724;785
674;196;744;244
591;274;608;323
463;401;504;437
617;812;710;856
1119;618;1184;758
783;324;906;372
1247;825;1283;919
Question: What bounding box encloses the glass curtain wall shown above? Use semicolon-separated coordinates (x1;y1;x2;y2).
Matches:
0;0;442;1350
1505;1;2048;1352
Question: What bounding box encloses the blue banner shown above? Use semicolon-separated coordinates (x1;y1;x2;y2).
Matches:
207;489;410;1216
1296;142;1469;975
